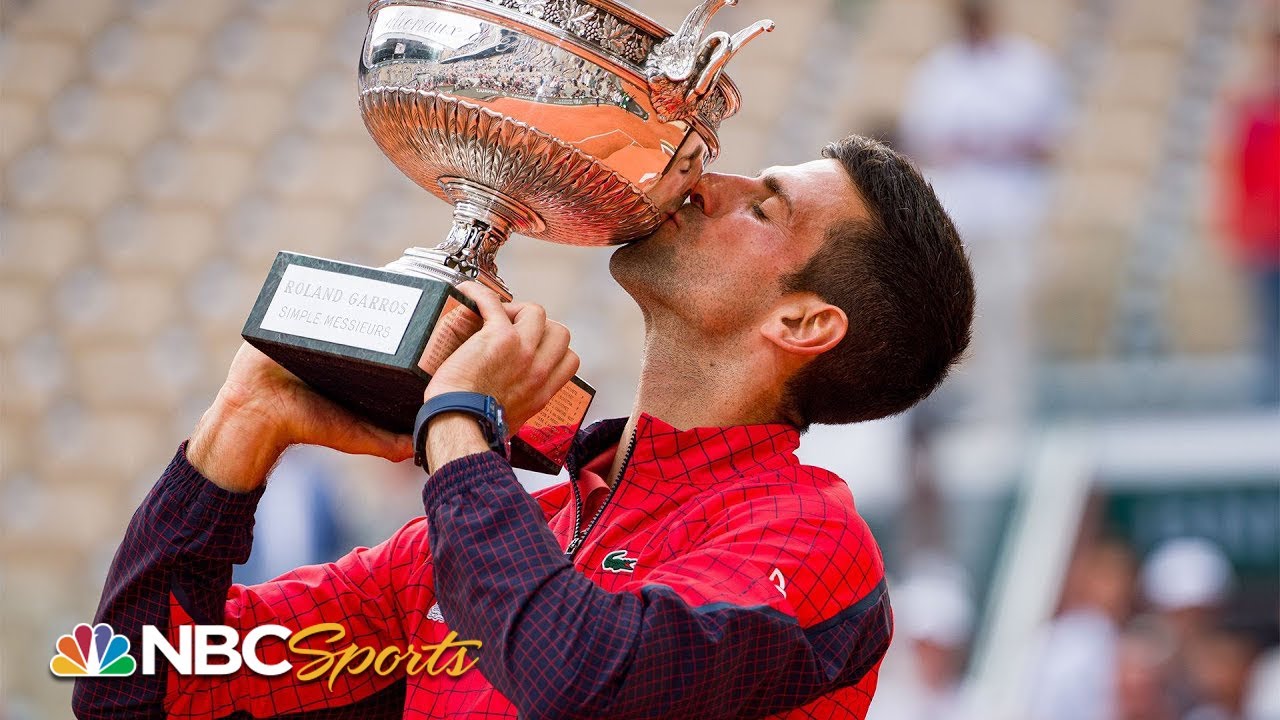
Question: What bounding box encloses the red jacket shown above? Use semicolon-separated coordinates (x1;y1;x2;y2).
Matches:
1226;92;1280;267
75;414;891;719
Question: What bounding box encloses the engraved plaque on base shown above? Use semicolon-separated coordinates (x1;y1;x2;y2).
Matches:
243;252;594;473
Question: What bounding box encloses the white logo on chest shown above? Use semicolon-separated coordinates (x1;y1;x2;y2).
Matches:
769;567;787;598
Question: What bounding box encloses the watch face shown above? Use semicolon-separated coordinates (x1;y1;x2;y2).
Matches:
493;403;508;437
487;399;510;459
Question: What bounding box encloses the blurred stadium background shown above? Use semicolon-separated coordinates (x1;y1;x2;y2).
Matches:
1;0;1277;718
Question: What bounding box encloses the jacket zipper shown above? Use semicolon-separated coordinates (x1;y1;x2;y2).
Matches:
564;430;637;559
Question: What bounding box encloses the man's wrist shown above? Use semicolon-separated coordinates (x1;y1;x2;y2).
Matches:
187;399;286;493
424;413;491;474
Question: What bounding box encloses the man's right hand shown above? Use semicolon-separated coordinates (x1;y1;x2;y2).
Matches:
187;343;413;493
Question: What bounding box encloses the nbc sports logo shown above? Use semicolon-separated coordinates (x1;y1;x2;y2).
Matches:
50;623;136;677
46;620;480;683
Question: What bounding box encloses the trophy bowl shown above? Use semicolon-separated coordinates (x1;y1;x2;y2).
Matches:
360;0;773;293
242;0;771;473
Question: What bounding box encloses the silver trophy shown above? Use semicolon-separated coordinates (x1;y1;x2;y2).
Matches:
243;0;772;472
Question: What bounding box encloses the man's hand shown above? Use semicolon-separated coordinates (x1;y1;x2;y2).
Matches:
188;344;414;493
421;282;579;472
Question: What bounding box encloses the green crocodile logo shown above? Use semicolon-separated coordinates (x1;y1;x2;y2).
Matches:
602;549;637;573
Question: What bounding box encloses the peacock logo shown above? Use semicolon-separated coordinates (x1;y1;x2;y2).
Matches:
50;623;137;677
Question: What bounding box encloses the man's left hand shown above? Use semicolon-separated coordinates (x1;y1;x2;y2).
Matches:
420;282;579;471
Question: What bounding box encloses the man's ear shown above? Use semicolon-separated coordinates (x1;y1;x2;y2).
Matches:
760;294;847;357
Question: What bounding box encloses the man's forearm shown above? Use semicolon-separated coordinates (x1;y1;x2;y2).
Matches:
424;413;491;473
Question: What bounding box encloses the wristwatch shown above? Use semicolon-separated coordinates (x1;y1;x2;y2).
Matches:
414;392;511;467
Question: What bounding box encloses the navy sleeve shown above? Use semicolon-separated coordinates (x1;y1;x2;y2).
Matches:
72;445;410;720
72;443;265;720
423;451;892;720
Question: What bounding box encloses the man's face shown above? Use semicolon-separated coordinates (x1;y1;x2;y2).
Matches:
610;158;863;336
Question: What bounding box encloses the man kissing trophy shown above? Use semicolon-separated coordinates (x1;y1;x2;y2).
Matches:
241;0;773;473
78;0;973;715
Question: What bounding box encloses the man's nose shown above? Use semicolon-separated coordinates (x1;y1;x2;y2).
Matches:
688;172;752;217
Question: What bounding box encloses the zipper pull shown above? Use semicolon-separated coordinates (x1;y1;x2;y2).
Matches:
565;535;582;556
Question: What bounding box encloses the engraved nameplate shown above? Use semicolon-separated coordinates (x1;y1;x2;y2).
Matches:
259;264;423;355
370;6;485;52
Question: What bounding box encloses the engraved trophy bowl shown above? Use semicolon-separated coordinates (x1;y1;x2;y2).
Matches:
243;0;772;472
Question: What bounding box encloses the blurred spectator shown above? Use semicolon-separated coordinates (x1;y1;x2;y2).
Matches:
1220;31;1280;406
1027;539;1138;720
899;0;1068;425
867;558;975;720
1244;623;1280;720
233;445;347;585
1115;618;1180;720
1141;537;1237;717
1141;538;1234;644
1183;628;1259;720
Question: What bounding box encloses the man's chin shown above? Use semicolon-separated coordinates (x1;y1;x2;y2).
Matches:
608;241;638;283
609;229;678;298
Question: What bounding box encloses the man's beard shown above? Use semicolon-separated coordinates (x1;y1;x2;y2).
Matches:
609;233;682;308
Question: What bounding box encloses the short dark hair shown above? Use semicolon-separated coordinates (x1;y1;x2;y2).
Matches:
780;135;974;429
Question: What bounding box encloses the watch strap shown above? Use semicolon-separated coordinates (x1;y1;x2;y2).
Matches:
414;392;508;467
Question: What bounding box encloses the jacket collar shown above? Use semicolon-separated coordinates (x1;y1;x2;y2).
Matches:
566;413;801;485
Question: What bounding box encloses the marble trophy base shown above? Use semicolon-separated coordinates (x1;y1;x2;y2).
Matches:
243;252;593;474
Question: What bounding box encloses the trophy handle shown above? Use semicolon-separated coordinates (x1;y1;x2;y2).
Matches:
384;178;545;301
644;0;774;123
689;20;776;100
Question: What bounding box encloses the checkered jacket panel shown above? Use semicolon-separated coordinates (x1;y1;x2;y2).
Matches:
74;414;890;719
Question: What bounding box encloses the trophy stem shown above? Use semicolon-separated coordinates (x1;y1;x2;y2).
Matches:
383;178;546;302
